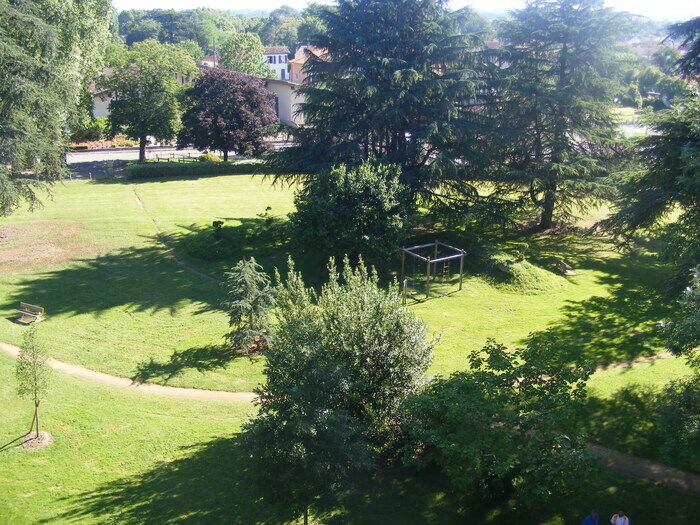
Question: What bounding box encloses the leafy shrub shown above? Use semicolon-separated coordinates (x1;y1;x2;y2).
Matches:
244;258;434;524
127;160;264;179
290;161;412;263
111;134;138;147
199;152;221;162
584;377;700;474
70;117;108;142
403;337;595;506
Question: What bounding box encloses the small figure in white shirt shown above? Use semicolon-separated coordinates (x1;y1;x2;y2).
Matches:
610;510;630;525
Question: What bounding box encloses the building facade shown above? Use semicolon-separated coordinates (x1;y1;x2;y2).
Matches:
264;46;290;80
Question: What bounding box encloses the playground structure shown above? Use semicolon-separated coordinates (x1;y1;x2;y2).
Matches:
400;240;466;301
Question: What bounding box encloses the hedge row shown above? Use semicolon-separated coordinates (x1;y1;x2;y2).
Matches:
127;160;266;179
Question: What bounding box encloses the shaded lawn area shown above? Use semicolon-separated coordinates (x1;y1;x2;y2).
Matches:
585;358;700;475
0;176;691;394
2;353;699;525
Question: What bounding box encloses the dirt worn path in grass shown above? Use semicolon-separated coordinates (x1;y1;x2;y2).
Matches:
4;340;700;494
589;444;700;497
130;185;221;284
0;342;255;402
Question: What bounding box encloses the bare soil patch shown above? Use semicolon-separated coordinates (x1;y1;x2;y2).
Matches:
21;431;53;451
0;221;103;272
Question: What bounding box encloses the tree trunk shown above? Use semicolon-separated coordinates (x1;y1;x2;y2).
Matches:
303;507;308;525
34;401;40;438
27;408;36;436
138;136;147;163
223;149;228;162
539;184;556;230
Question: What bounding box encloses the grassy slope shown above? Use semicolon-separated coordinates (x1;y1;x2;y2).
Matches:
2;352;699;524
0;176;692;394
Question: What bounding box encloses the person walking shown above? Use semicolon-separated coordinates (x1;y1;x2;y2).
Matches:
581;510;599;525
610;510;630;525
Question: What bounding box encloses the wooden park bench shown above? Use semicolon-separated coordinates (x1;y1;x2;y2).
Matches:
16;303;44;324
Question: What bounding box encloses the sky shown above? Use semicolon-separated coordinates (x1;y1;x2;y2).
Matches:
111;0;697;22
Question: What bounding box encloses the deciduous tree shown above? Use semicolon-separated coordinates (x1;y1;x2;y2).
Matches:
218;32;273;77
0;0;112;216
403;337;595;505
290;161;412;263
246;259;433;522
177;68;277;161
106;39;197;162
16;328;51;439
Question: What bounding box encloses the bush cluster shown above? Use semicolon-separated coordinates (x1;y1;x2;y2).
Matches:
127;160;263;179
290;161;412;264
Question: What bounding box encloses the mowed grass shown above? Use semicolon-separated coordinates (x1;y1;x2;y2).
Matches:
0;175;295;392
2;352;699;524
1;173;698;523
0;175;692;393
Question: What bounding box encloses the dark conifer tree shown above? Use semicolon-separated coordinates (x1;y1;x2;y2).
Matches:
490;0;623;229
276;0;483;198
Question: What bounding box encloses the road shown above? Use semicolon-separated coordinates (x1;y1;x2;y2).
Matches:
66;147;205;179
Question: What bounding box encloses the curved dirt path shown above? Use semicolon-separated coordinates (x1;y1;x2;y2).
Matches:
4;340;700;494
589;443;700;497
0;342;255;403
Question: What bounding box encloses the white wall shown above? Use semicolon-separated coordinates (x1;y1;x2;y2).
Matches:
92;94;111;118
265;81;305;127
265;53;288;80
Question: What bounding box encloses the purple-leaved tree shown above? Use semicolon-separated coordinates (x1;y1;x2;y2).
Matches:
178;68;278;161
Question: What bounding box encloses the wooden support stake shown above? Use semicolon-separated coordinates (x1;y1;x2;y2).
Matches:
459;252;464;291
426;256;431;298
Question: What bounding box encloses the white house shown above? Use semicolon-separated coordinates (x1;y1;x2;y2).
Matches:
264;46;290;81
265;78;305;127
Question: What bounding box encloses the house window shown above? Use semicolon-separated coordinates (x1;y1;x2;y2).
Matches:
268;56;274;64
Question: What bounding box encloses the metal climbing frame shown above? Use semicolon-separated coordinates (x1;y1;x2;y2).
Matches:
399;240;466;301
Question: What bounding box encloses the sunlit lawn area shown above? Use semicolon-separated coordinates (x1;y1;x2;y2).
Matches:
0;174;692;394
2;352;699;524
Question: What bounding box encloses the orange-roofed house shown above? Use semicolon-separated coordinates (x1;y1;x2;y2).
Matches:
289;45;327;84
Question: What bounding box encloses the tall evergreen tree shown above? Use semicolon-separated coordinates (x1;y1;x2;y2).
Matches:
276;0;481;198
667;16;700;78
605;97;700;289
489;0;623;229
1;0;112;216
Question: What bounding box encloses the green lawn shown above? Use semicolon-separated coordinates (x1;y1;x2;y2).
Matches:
1;173;699;523
2;351;699;524
0;175;692;394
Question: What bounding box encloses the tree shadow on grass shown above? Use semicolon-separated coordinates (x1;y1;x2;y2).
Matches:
1;242;224;319
581;385;700;475
131;344;247;384
46;436;299;524
47;434;700;524
523;249;673;367
165;216;331;289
